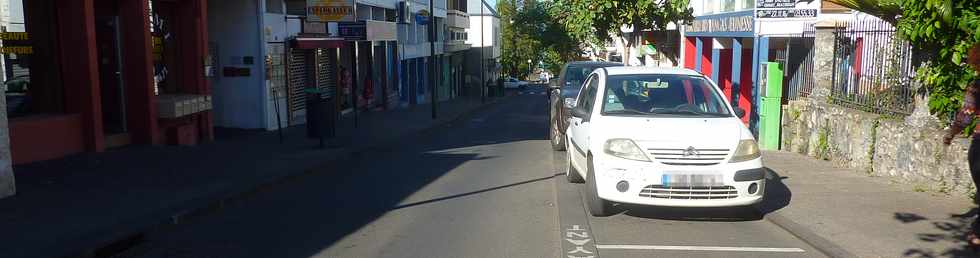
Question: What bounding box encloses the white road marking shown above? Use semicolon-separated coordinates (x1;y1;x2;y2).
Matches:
596;244;806;253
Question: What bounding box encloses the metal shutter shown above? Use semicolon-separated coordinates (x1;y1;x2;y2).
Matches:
287;48;308;123
316;49;336;99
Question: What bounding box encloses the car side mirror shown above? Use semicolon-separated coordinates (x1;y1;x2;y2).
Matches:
563;98;576;109
570;107;588;118
734;107;746;118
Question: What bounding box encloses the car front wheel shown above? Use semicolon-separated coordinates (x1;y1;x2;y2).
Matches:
586;156;613;216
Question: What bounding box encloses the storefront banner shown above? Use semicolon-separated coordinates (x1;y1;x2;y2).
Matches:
307;0;355;22
687;15;753;33
0;32;32;55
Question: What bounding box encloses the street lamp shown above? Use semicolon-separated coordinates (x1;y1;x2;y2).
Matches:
527;59;532;80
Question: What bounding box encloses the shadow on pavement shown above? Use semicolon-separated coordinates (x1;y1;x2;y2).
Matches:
122;95;555;258
899;208;978;258
616;167;793;222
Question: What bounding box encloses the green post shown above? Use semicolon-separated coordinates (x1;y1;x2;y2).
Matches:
759;62;783;151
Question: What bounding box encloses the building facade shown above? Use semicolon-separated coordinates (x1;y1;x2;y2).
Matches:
680;0;825;132
463;0;500;95
2;0;212;164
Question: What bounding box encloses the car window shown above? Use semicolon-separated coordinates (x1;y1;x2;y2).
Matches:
564;65;600;89
577;74;600;115
601;74;731;117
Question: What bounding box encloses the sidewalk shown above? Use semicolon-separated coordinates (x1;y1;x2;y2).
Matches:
762;151;977;258
0;97;500;258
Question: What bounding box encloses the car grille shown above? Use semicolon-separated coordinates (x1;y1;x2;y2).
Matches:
638;185;738;199
648;148;730;166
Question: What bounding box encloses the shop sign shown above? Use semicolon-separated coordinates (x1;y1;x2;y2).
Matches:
338;21;366;41
307;0;354;22
757;0;798;8
756;8;817;18
416;9;431;25
0;32;31;55
687;15;753;33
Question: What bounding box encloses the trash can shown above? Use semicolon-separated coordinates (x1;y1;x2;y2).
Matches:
305;88;335;139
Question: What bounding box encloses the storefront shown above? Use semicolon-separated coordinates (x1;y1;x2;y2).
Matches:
3;0;211;164
681;0;820;133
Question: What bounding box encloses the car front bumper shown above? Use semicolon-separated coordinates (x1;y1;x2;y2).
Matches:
592;155;765;208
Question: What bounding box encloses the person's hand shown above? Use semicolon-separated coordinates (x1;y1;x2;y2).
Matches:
943;133;955;145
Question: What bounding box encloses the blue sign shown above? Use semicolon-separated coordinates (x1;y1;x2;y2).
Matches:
415;10;431;25
338;21;366;41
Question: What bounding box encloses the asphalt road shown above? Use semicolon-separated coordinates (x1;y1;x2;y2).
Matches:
116;86;826;258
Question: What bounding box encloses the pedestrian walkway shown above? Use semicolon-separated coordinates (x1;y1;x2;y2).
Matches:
0;97;498;258
762;151;977;258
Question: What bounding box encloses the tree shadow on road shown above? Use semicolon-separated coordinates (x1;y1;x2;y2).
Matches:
899;208;978;258
615;167;793;222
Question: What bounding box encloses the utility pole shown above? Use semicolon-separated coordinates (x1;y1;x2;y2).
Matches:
429;0;437;119
480;0;485;103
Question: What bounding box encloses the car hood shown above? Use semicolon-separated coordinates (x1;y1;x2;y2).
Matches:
594;116;747;149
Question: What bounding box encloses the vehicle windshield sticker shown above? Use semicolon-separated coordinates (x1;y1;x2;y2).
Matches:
645;79;668;89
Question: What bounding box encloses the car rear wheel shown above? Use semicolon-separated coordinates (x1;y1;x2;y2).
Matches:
566;150;583;183
586;155;613;216
550;105;567;151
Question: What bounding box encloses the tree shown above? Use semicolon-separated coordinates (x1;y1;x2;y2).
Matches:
824;0;902;24
560;0;693;65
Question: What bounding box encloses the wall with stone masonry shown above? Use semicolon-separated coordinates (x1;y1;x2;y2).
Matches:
781;100;975;197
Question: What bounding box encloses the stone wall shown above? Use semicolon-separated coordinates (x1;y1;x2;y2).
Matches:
781;100;975;197
0;86;13;199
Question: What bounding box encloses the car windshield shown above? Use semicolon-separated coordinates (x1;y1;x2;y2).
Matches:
564;66;600;88
600;74;732;117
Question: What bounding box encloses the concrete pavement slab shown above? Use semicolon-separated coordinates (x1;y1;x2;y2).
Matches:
763;151;978;258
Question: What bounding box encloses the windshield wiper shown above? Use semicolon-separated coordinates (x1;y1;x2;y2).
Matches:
603;109;655;116
651;109;730;117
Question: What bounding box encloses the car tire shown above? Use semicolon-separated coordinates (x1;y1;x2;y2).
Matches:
586;155;613;217
566;150;584;183
550;104;567;151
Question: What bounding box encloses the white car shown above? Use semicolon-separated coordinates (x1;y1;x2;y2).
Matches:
503;77;528;89
564;66;763;216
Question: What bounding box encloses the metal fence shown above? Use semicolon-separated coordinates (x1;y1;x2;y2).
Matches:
829;19;917;116
785;26;816;101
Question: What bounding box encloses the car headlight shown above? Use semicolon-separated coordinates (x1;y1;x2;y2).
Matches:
603;139;650;162
730;139;761;163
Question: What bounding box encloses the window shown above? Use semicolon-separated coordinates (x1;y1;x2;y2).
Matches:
3;0;62;118
600;74;731;117
266;0;284;14
576;74;599;115
285;0;305;15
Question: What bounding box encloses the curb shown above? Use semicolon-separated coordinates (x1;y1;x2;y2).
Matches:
764;211;859;258
56;98;506;258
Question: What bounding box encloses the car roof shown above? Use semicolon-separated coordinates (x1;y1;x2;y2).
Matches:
599;66;702;76
566;61;621;68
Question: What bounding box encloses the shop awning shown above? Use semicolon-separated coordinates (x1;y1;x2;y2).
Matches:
291;37;346;49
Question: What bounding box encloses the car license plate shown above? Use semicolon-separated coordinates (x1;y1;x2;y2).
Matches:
662;173;723;187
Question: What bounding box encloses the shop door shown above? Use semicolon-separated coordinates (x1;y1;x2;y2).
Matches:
95;15;127;135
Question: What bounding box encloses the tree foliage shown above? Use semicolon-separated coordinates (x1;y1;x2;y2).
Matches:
893;0;980;118
559;0;693;64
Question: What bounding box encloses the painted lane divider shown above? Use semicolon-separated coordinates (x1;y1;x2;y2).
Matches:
596;244;806;253
565;225;595;258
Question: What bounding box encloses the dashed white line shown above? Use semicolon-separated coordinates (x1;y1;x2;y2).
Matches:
596;244;806;253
